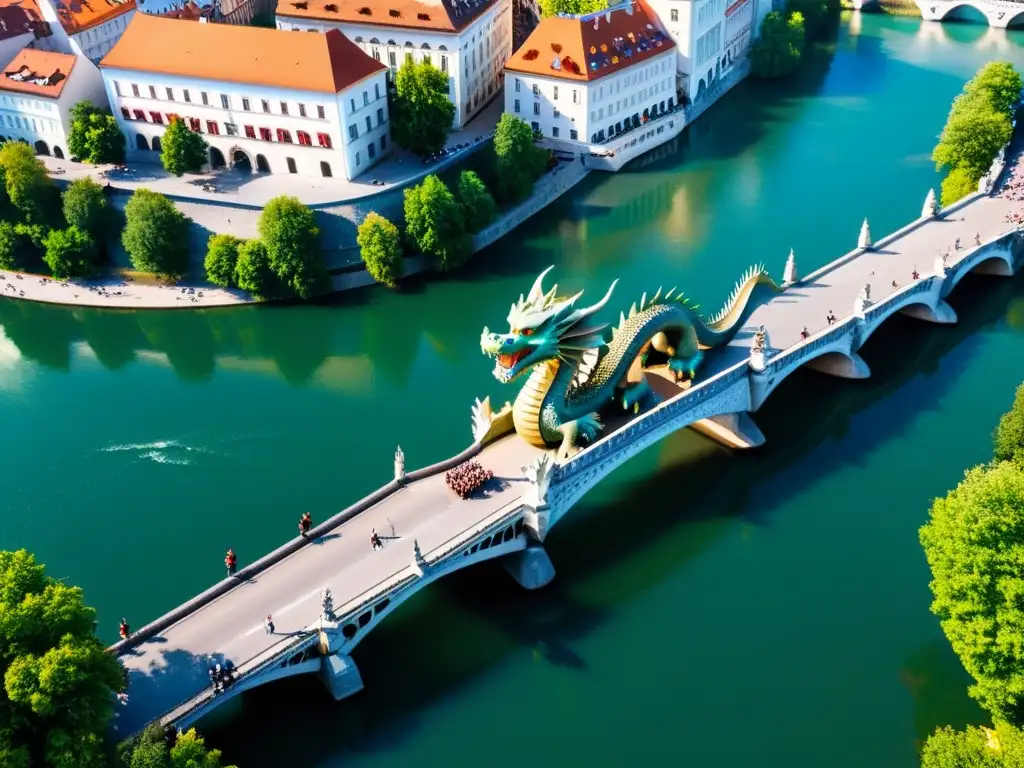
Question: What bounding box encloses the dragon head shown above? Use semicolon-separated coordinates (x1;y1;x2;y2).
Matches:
480;267;616;383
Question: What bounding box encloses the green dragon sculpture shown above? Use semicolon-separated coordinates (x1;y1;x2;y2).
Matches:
480;266;779;454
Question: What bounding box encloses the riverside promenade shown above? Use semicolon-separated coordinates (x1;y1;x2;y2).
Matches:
110;140;1024;737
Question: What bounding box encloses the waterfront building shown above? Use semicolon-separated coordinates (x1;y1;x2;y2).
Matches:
274;0;512;129
99;14;391;180
0;0;44;67
503;0;677;145
0;47;107;157
645;0;765;104
33;0;136;63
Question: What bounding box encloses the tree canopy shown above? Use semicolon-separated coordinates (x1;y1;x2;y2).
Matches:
965;61;1024;119
67;101;126;165
0;142;56;223
922;722;1024;767
457;170;497;233
357;212;403;288
42;226;96;279
492;114;547;204
120;724;237;768
994;383;1024;466
62;178;108;239
122;189;191;277
161;117;209;177
257;196;324;298
920;461;1024;722
539;0;605;16
785;0;839;38
392;60;456;156
204;234;242;288
404;174;471;270
233;239;272;297
0;549;124;768
750;11;805;79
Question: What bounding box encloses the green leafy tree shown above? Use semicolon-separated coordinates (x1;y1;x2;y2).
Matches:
750;11;805;79
0;221;18;270
539;0;605;15
122;189;190;277
392;60;456;156
42;226;96;279
492;114;547;204
933;94;1012;179
922;721;1024;767
457;170;497;233
941;166;979;207
204;234;242;288
0;141;55;223
120;723;236;768
404;174;471;270
234;239;273;297
357;212;403;287
965;61;1024;118
994;383;1024;466
170;728;234;768
785;0;838;38
67;101;126;165
257;196;324;298
161;117;209;176
62;178;107;238
0;549;124;767
920;461;1024;722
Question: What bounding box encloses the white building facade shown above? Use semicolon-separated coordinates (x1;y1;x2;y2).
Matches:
0;48;108;158
34;0;136;63
275;0;512;128
504;2;677;145
100;15;391;180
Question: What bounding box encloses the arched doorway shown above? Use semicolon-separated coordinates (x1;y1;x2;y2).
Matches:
152;137;162;153
231;149;251;171
209;146;226;169
136;134;149;151
695;79;706;103
256;154;270;172
33;140;49;155
52;146;64;159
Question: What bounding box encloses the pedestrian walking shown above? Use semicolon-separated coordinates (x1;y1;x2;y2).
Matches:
265;615;275;634
299;512;312;538
119;617;131;640
225;549;237;577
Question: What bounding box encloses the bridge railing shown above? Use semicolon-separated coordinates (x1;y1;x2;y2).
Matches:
862;276;937;325
761;319;856;377
942;227;1019;287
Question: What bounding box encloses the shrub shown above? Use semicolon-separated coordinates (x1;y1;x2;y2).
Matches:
42;226;96;279
121;189;190;277
457;170;497;233
204;234;242;288
234;239;273;297
403;175;471;270
357;212;403;287
161;117;209;176
62;178;107;237
492;114;547;204
67;101;125;165
257;196;324;298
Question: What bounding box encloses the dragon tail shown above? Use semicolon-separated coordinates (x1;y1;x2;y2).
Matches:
695;264;780;346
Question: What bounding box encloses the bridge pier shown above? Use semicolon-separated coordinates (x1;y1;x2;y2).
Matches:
805;352;871;380
319;653;364;701
691;412;765;449
901;300;957;324
502;543;555;590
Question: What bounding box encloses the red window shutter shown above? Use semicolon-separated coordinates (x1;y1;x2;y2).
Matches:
277;129;292;143
259;127;272;141
133;109;145;120
244;125;256;139
297;131;311;146
188;118;201;132
206;121;219;135
317;132;331;148
149;111;162;124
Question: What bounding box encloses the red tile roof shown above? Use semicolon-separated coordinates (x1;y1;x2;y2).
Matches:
53;0;136;35
0;0;42;41
100;14;387;93
505;0;674;83
275;0;497;34
0;47;76;97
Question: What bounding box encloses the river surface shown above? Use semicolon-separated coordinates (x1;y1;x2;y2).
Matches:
2;12;1024;767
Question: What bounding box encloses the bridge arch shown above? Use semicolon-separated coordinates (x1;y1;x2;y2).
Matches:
937;1;991;22
943;244;1016;295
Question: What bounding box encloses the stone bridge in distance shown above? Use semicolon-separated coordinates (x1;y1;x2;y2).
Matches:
905;0;1024;27
110;151;1024;740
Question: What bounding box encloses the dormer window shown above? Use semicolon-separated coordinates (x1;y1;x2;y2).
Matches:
358;6;371;12
389;8;400;16
417;11;429;19
324;3;337;10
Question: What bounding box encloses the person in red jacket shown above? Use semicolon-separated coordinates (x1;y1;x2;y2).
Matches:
119;618;130;639
225;549;237;576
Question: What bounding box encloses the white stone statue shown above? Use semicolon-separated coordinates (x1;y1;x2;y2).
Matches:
412;538;426;570
783;249;798;287
471;396;496;442
748;325;771;372
394;446;405;481
934;252;947;277
854;283;872;317
922;188;938;219
521;453;553;510
978;172;993;194
858;218;873;250
321;587;334;621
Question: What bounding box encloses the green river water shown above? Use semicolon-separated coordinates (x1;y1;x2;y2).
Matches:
2;12;1024;767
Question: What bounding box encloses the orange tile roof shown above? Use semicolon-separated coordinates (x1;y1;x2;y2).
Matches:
0;0;43;41
0;47;76;97
275;0;496;34
53;0;136;35
155;0;212;18
100;14;387;93
505;0;674;83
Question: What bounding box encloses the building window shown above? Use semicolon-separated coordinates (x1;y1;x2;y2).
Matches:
242;98;250;111
166;87;173;99
318;132;332;148
221;94;230;109
201;92;209;106
356;150;361;167
514;99;520;113
553;85;558;100
570;129;578;140
184;89;191;103
188;117;201;132
149;111;163;123
297;131;311;146
552;126;559;137
226;123;238;136
120;107;130;119
244;125;256;138
317;105;325;119
114;81;122;96
389;51;397;68
531;121;539;132
553;108;560;118
375;83;381;99
277;128;292;142
131;84;139;97
133;109;145;120
287;157;297;173
380;135;386;151
259;127;272;141
372;47;381;61
514;78;520;93
368;141;376;159
207;121;219;135
261;99;270;113
533;102;539;115
348;124;358;141
365;115;372;132
532;84;539;96
350;98;356;112
671;8;678;20
149;85;156;98
321;161;332;177
363;91;369;106
573;89;579;104
280;101;289;115
441;55;448;73
299;104;306;118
